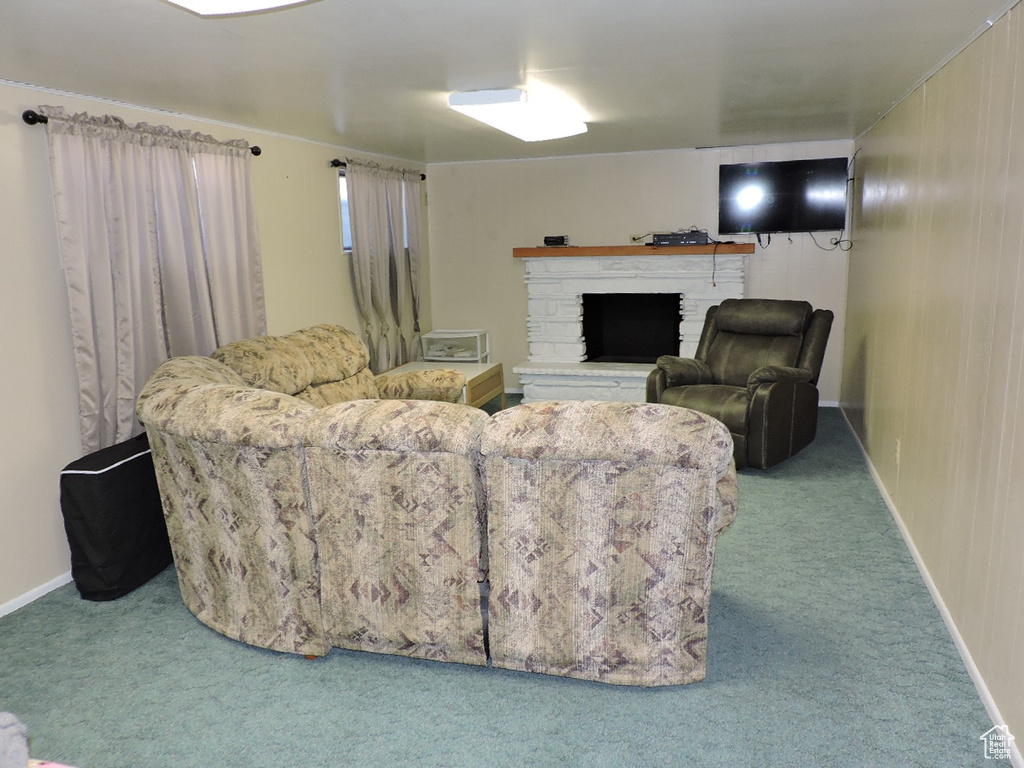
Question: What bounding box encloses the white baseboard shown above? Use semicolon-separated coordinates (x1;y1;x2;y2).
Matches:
0;571;73;619
838;407;1023;768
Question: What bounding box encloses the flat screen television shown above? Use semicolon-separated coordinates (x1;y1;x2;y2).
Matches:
718;157;848;235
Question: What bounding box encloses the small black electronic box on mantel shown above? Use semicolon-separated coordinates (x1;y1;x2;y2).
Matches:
653;230;709;247
543;235;569;246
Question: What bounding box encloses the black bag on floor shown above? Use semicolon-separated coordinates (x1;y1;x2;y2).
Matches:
59;432;172;601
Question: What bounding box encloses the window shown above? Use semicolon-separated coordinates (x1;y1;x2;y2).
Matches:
339;172;352;252
340;170;412;252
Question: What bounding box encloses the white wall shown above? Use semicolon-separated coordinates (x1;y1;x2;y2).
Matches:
0;85;80;609
425;141;852;402
0;80;424;609
844;6;1024;748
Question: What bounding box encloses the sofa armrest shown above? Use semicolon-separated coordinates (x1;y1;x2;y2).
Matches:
656;355;715;388
139;385;328;657
746;373;821;468
746;365;812;394
646;367;667;403
375;369;467;403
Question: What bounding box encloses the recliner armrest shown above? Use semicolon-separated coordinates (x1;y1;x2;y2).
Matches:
746;365;812;393
656;355;715;388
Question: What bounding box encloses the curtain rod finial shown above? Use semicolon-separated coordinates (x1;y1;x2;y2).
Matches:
22;110;48;125
250;146;261;156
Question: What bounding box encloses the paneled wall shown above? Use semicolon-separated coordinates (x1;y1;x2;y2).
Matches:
426;141;852;402
844;7;1024;744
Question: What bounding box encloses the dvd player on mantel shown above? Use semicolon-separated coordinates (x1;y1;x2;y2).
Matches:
653;231;709;246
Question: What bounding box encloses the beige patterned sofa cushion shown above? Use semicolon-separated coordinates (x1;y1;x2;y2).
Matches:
481;400;738;686
211;335;314;395
212;324;465;405
135;355;246;414
375;368;467;403
304;368;380;405
304;399;491;666
137;358;329;657
285;324;369;384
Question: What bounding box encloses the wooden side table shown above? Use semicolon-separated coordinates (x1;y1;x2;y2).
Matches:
387;361;505;409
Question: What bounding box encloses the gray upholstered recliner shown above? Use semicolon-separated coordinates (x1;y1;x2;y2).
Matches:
646;298;833;469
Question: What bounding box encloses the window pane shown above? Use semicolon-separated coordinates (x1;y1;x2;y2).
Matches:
339;174;352;251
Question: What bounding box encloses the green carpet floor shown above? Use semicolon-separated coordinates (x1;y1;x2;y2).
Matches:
0;408;993;767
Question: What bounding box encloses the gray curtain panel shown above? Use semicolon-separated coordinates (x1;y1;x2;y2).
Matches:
40;106;266;453
345;158;423;372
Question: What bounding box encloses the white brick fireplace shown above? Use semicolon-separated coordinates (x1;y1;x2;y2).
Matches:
512;246;750;403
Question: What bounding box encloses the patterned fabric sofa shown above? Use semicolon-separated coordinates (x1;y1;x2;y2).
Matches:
482;401;738;686
136;325;738;686
136;326;485;661
210;323;466;405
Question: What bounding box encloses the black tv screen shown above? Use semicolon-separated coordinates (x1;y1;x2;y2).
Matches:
718;158;848;235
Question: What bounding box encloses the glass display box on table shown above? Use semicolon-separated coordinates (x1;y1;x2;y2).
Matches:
422;329;489;363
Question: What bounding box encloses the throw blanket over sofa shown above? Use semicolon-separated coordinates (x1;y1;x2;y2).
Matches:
137;325;738;686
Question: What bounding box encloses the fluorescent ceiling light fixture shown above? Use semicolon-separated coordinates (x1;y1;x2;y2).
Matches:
448;88;588;142
165;0;311;15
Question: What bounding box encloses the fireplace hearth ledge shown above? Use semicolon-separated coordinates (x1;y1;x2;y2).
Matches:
514;362;655;404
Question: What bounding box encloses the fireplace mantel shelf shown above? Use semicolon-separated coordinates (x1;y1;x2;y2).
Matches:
513;243;755;258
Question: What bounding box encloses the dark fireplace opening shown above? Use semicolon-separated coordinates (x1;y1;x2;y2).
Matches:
582;293;681;363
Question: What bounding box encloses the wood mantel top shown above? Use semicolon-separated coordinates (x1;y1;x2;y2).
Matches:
513;243;755;258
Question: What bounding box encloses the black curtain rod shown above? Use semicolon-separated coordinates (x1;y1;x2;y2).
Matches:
331;158;425;181
22;110;262;156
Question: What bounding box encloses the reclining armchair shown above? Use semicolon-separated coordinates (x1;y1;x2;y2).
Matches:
646;298;833;469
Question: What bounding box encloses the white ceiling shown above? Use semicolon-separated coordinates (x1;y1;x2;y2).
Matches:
0;0;1013;164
